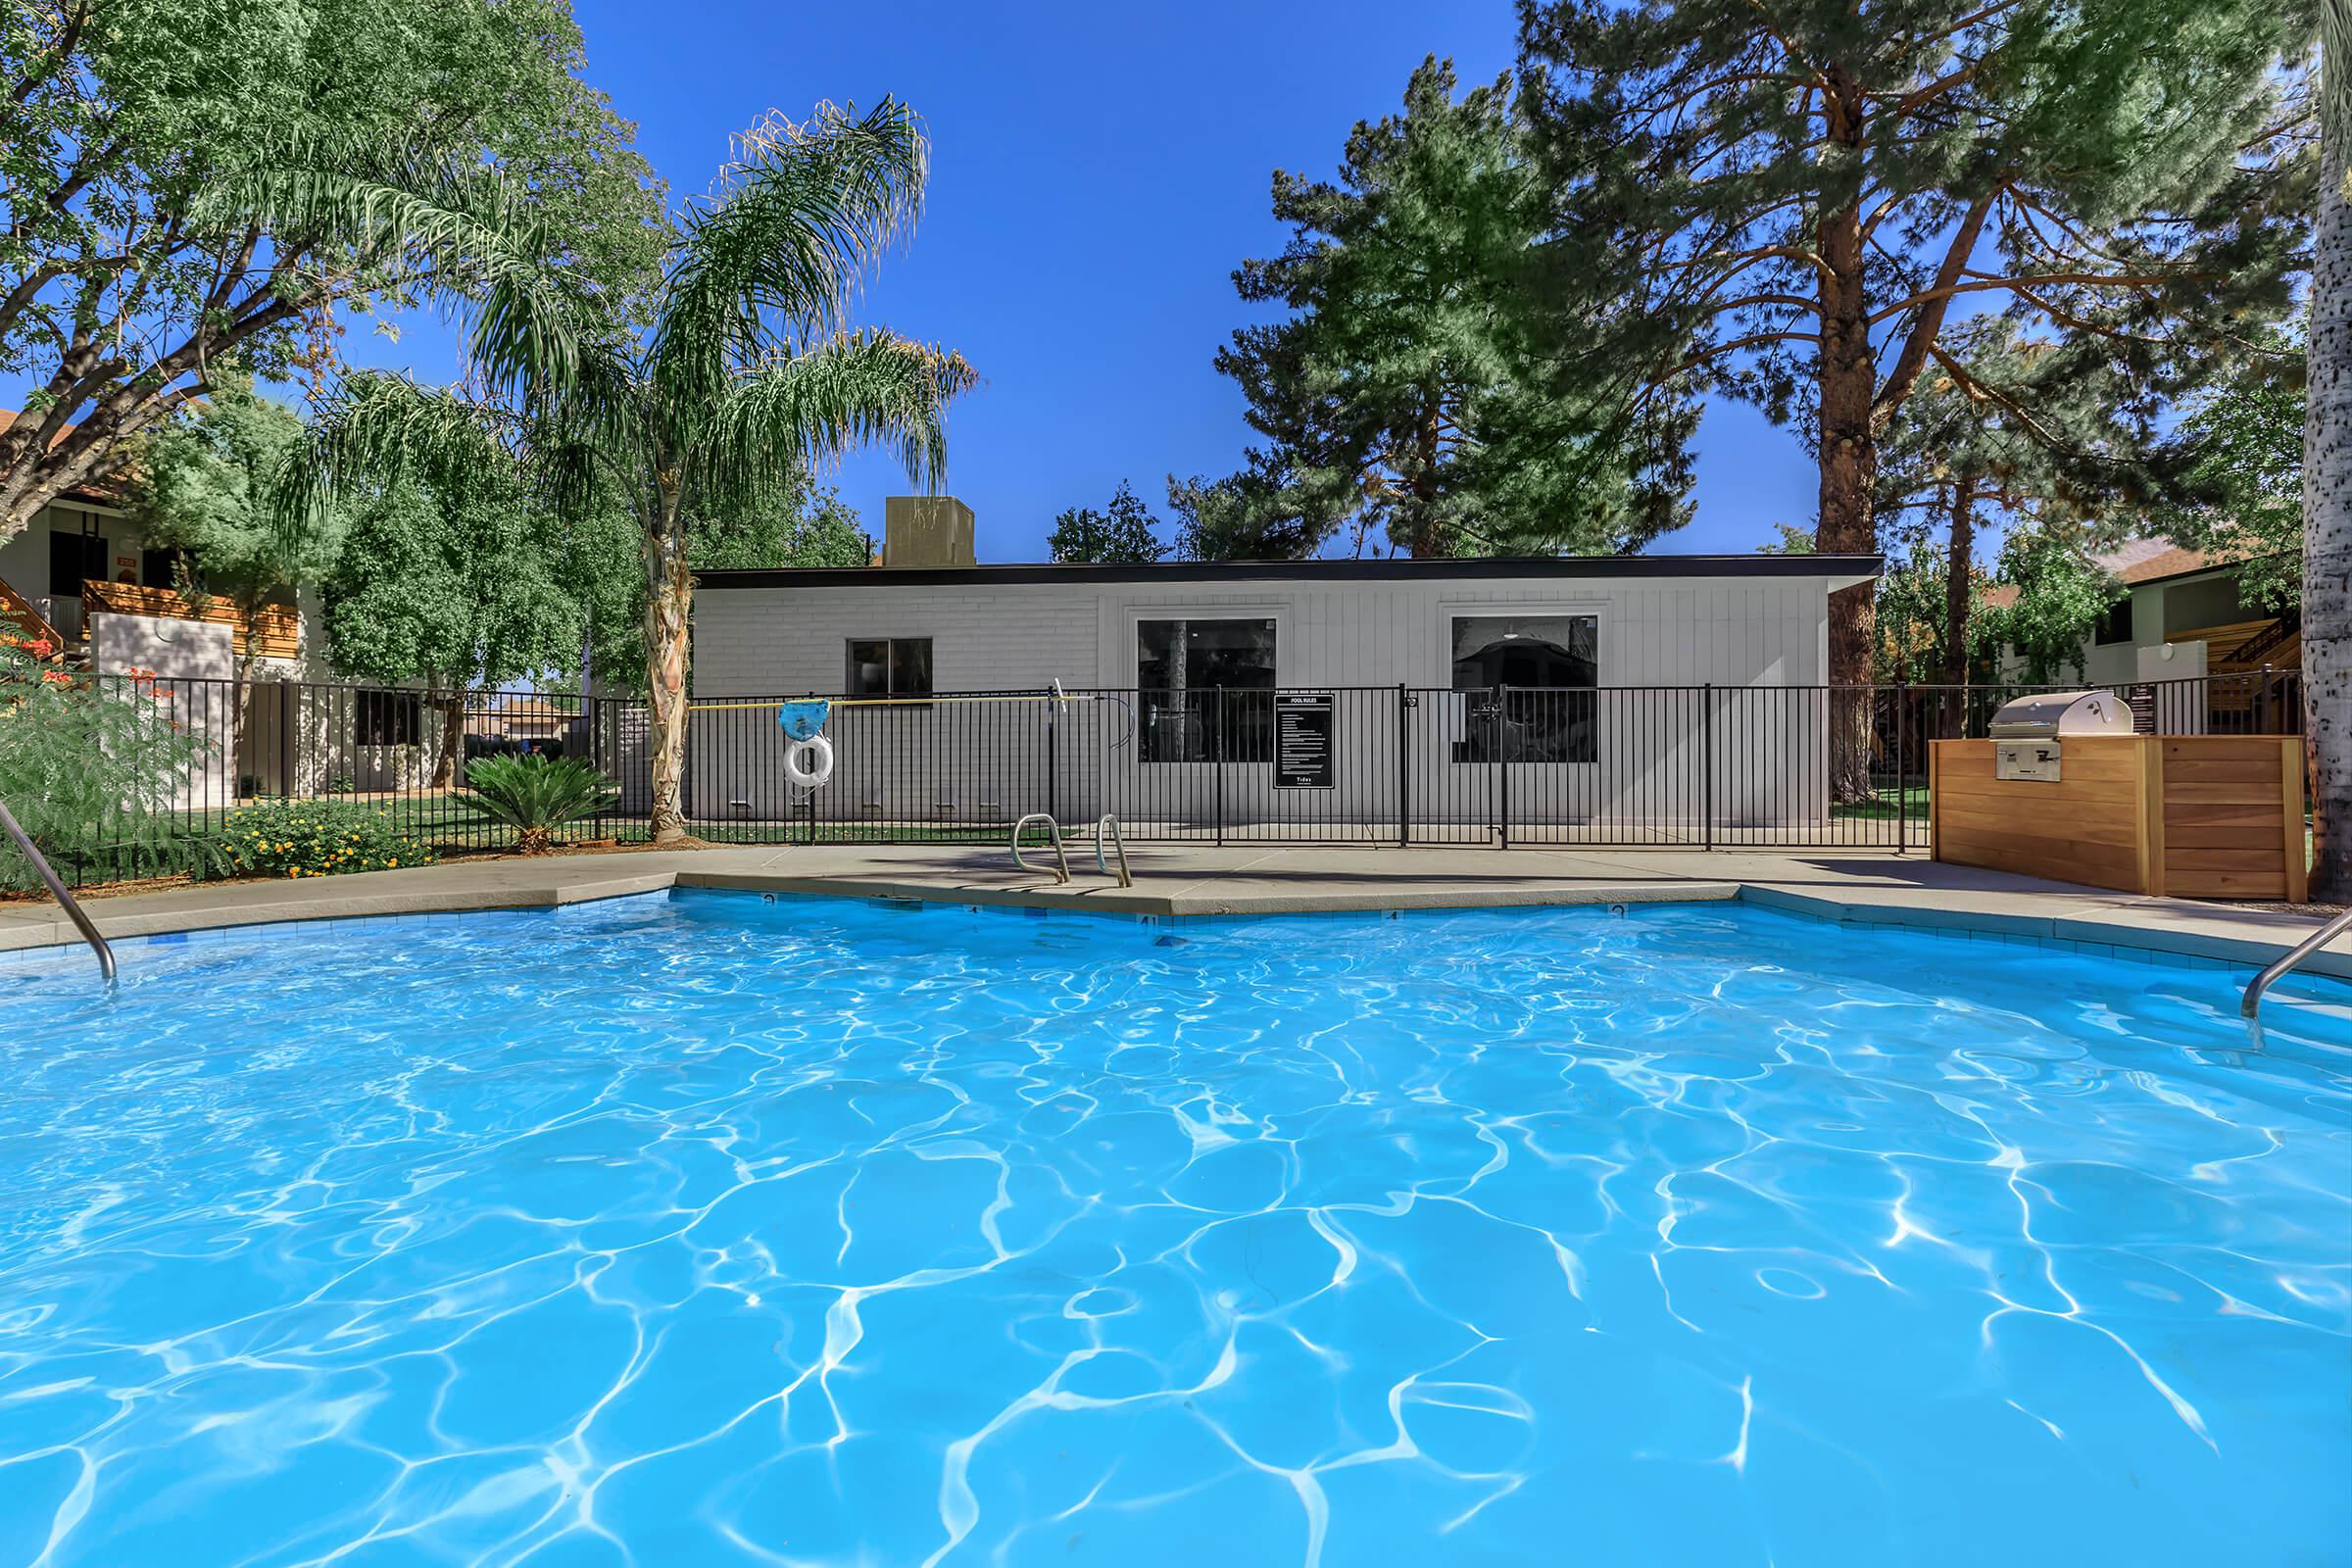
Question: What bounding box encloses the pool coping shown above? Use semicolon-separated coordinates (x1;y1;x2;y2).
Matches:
4;847;2347;983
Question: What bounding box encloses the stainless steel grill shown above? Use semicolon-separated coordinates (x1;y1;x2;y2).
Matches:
1987;690;2132;782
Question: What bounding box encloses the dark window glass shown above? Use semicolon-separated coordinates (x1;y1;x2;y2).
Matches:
1137;617;1277;762
2094;597;2133;646
1449;614;1598;764
141;547;185;589
356;690;421;747
846;637;933;697
48;530;107;597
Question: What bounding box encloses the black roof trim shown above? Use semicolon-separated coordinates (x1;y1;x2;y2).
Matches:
694;553;1884;590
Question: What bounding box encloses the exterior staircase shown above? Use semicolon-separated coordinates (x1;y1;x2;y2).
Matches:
0;578;68;662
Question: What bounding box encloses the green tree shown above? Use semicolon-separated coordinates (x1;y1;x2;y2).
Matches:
692;478;871;571
1873;317;2172;704
1204;57;1692;559
2159;334;2306;612
132;378;342;758
322;476;586;786
289;101;974;840
564;474;873;695
0;0;662;541
1516;0;2313;791
1980;522;2123;685
1049;480;1167;564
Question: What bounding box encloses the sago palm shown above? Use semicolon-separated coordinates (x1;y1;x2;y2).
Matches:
465;753;619;854
249;101;974;841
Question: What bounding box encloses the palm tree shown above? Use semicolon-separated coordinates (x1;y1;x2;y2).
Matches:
252;101;974;840
2311;6;2352;901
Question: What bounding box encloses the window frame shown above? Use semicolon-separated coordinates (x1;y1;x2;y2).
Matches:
1444;609;1602;766
844;636;936;700
1130;611;1282;766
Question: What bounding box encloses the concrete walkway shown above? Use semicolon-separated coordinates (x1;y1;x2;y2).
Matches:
5;839;2349;981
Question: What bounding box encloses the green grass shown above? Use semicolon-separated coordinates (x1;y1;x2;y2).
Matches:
1830;783;1930;822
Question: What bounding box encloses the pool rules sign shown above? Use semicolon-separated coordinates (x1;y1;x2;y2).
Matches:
1274;692;1336;789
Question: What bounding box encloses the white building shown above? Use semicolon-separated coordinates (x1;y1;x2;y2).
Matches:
1990;538;2298;733
686;500;1880;837
0;437;442;800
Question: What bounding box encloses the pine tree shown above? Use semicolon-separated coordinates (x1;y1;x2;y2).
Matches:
1516;0;2313;794
1204;57;1694;559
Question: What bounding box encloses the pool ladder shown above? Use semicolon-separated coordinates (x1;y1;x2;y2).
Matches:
2241;905;2352;1018
0;795;115;983
1009;813;1133;888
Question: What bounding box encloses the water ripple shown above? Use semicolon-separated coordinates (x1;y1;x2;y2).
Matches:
0;894;2346;1566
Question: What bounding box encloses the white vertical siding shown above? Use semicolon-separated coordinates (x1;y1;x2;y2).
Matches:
687;568;1842;828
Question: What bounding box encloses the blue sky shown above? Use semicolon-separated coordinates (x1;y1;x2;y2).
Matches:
28;0;1824;562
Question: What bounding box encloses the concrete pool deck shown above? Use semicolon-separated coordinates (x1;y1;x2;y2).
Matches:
5;840;2350;981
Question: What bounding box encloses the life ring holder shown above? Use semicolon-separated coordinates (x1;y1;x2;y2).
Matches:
783;733;834;790
776;699;834;795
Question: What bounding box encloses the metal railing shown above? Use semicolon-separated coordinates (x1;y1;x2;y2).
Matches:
0;796;114;981
2242;906;2352;1018
5;667;2307;890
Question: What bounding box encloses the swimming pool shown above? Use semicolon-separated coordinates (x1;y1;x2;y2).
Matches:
0;893;2346;1565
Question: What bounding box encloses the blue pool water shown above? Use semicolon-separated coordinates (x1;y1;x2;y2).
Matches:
0;894;2347;1566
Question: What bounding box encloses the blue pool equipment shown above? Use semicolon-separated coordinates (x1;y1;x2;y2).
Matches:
777;699;835;790
776;699;830;740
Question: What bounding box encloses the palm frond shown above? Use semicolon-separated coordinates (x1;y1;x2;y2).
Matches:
197;136;594;404
702;330;978;514
651;100;930;405
268;371;524;542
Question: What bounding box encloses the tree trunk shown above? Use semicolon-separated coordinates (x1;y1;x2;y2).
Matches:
1816;69;1880;803
1939;475;1977;739
643;485;694;842
2308;0;2352;902
430;694;466;790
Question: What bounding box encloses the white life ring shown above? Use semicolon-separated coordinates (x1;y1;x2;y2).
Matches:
783;734;834;790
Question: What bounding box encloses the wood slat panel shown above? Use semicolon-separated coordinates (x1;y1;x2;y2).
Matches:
2159;825;2285;851
2166;848;2285;871
2161;759;2282;784
2167;802;2288;828
2162;737;2283;761
1936;802;2138;846
2160;782;2286;806
2167;870;2289;898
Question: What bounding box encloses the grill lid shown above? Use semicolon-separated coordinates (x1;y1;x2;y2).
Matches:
1986;690;2132;740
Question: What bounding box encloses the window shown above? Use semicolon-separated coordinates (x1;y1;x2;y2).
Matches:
355;690;422;747
846;637;933;697
1449;614;1597;763
1137;617;1277;762
2094;597;2134;646
48;529;107;597
141;546;187;589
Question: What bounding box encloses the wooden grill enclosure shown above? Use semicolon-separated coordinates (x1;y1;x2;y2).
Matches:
1929;736;2308;902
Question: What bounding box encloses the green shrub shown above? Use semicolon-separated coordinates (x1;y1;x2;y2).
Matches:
221;799;438;879
0;637;222;890
464;753;618;854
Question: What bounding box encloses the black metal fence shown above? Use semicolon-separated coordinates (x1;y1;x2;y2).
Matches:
5;666;2304;888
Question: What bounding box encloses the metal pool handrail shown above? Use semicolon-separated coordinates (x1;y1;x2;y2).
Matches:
1096;813;1133;888
2241;906;2352;1018
0;796;115;984
1010;812;1071;883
